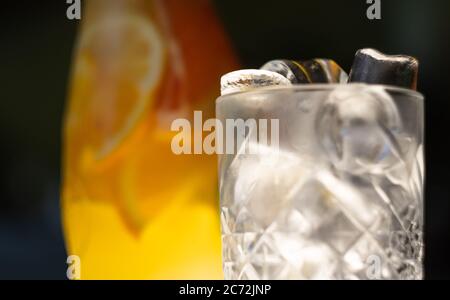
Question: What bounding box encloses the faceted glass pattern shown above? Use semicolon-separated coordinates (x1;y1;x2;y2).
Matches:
217;84;424;280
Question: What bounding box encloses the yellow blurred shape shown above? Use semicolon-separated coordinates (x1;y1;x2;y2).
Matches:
62;0;239;279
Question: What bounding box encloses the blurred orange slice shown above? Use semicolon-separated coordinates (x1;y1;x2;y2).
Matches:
72;14;165;165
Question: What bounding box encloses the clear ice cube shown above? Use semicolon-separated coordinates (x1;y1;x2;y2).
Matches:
317;85;403;175
226;142;303;230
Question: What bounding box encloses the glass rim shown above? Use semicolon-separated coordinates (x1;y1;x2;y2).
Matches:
217;83;424;103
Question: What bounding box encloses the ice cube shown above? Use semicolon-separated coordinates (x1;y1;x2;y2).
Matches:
269;234;338;279
316;212;361;254
297;242;338;279
225;141;304;230
343;233;396;279
289;179;341;230
286;171;380;251
317;84;403;175
315;169;381;229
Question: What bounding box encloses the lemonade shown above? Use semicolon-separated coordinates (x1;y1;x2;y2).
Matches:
62;0;238;279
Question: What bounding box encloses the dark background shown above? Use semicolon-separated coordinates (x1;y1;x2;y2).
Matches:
0;0;449;279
